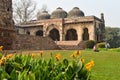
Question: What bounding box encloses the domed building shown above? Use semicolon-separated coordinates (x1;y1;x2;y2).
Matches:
37;11;50;20
51;7;67;18
68;7;84;18
0;0;105;50
17;7;105;50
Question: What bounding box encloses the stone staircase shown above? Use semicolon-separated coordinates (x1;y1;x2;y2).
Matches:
56;41;85;50
14;34;85;50
14;34;60;50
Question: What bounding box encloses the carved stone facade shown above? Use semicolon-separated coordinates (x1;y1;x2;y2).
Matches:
17;7;105;43
0;0;16;49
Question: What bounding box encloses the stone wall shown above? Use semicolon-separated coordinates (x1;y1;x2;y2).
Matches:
0;0;16;50
14;34;60;50
0;29;16;50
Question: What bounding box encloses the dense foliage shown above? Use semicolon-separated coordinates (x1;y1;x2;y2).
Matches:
0;46;94;80
105;27;120;48
85;40;95;49
97;42;105;48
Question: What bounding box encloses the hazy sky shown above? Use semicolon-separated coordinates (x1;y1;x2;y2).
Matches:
36;0;120;27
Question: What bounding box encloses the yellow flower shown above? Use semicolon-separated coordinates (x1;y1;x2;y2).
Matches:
71;51;81;58
56;54;61;61
32;53;35;58
76;50;81;57
71;53;75;58
90;60;94;66
1;56;6;61
85;60;94;71
0;46;3;51
86;65;92;71
80;58;84;63
39;51;43;57
6;54;13;58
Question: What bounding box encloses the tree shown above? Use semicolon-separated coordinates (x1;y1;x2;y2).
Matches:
105;27;120;48
13;0;37;24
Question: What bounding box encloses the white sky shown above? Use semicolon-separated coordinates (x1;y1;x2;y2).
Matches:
14;0;120;27
35;0;120;27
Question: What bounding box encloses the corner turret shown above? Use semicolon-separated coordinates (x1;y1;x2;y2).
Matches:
101;13;105;23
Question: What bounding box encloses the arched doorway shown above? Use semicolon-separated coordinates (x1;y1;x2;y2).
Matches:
97;34;102;42
36;30;43;36
82;28;89;41
49;28;60;41
65;29;78;40
26;31;30;35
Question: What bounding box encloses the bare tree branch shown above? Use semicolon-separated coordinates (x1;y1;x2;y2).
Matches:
13;0;37;24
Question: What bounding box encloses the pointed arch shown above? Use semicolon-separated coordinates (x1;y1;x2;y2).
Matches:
26;31;30;35
36;30;43;36
49;28;60;41
65;29;78;41
82;28;89;41
97;34;102;42
46;24;59;36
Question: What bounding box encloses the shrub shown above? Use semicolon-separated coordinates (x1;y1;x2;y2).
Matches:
85;40;95;49
97;42;105;48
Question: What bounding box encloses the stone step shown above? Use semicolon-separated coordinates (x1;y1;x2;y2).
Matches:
58;41;85;50
15;34;60;50
56;41;80;46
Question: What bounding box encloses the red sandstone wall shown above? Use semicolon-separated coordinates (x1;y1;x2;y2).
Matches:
0;29;16;50
14;34;60;50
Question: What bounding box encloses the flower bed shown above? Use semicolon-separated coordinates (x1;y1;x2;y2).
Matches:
0;46;94;80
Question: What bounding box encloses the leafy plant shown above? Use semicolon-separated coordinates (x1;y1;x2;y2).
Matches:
0;47;94;80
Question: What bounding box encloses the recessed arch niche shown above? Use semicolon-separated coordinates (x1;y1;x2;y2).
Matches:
65;29;78;41
36;30;43;36
82;28;89;41
26;31;30;35
49;28;60;41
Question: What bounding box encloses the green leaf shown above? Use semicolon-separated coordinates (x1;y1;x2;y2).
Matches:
18;69;28;80
0;53;2;59
63;59;69;68
10;69;18;80
29;72;35;80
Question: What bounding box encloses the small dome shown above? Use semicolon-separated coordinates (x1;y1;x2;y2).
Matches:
68;7;84;18
51;7;67;19
37;11;50;20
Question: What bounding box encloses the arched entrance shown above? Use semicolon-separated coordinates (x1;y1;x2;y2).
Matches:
82;28;89;41
65;29;78;40
49;28;60;41
97;34;102;42
36;30;43;36
26;31;30;35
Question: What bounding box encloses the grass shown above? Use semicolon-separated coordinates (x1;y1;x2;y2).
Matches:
16;48;120;80
42;49;120;80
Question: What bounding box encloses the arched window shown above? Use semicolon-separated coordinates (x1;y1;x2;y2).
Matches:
49;28;60;41
65;29;78;41
82;28;89;41
36;30;43;36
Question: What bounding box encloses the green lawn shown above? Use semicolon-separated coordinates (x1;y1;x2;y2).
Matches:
20;49;120;80
37;49;120;80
